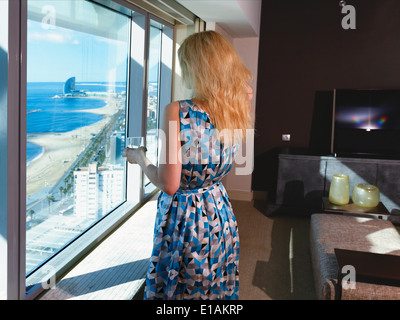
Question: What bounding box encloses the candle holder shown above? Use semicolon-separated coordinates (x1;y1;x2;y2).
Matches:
352;184;380;208
329;174;350;205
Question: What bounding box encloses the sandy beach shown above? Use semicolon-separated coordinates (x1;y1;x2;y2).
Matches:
26;96;121;196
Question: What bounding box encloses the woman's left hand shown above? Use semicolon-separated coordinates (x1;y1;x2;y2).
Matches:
122;146;147;164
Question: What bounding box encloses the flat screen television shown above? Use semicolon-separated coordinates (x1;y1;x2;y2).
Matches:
332;89;400;159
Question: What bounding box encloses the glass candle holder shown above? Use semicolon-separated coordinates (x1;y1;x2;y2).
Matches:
329;174;350;205
352;184;380;208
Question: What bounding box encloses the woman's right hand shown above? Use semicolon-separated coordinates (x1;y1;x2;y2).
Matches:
122;146;147;164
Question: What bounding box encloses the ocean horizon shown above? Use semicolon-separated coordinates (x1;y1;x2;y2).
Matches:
26;81;126;164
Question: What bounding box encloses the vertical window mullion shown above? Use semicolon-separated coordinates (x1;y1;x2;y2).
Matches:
0;0;11;300
142;12;151;198
158;25;173;131
0;0;26;300
144;15;173;195
142;13;152;195
126;11;147;203
19;0;28;300
143;13;150;148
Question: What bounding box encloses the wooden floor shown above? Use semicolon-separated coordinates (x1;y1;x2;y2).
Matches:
232;199;316;300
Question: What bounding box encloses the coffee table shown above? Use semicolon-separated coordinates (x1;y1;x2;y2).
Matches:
334;248;400;300
322;197;390;220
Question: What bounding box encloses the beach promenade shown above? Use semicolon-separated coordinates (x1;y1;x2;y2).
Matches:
26;96;120;196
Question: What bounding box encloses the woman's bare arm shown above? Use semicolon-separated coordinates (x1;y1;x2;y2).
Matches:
123;101;182;195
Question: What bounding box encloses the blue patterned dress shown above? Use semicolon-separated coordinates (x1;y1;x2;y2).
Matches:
143;100;240;300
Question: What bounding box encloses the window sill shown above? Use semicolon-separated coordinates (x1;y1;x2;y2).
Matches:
33;192;158;300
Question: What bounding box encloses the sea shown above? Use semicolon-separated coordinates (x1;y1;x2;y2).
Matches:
27;82;125;164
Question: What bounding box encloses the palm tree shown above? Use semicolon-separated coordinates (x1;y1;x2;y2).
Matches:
66;183;72;194
28;209;35;221
47;194;55;213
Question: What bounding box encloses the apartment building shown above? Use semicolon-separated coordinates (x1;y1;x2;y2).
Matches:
74;162;124;220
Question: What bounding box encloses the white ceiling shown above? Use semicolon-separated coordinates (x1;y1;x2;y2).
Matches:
175;0;261;37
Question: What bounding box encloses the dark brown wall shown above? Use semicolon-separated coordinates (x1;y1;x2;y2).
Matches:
253;0;400;195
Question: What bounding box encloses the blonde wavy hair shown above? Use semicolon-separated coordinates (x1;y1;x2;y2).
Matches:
178;30;253;142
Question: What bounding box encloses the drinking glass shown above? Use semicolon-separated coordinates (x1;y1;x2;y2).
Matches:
126;137;144;149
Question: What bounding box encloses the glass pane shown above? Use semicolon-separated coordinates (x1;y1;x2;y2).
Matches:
26;0;130;275
145;20;173;195
145;22;162;192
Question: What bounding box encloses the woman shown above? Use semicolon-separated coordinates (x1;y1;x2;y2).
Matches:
123;30;253;300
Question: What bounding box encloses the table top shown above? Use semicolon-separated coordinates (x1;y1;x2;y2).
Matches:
335;248;400;285
322;197;390;217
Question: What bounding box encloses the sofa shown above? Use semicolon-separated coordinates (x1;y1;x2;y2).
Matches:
310;213;400;300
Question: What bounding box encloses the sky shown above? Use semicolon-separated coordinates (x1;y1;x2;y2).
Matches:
27;4;161;83
27;19;130;83
27;18;161;84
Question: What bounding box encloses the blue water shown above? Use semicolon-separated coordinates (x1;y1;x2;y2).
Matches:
27;82;124;163
27;141;44;164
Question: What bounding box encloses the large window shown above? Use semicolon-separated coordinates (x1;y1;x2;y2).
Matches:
0;0;184;300
20;0;174;299
26;0;132;277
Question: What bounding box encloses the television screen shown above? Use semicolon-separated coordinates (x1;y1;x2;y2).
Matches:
333;89;400;159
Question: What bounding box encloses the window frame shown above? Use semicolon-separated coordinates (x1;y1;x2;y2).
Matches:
1;0;175;300
0;0;27;301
